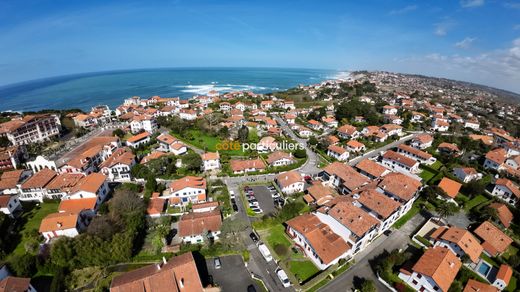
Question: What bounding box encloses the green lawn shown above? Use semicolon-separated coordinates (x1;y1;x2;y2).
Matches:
430;161;443;170
502;245;518;260
266;224;292;250
480;253;499;267
289;260;320;282
12;201;60;255
174;129;245;155
464;195;489;211
393;201;421;229
419;168;437;182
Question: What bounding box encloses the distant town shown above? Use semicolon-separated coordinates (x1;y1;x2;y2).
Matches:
0;71;519;292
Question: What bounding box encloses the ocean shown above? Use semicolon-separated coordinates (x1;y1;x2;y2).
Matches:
0;68;341;112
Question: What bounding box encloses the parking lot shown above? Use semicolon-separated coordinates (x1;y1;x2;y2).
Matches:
248;185;282;215
206;255;261;291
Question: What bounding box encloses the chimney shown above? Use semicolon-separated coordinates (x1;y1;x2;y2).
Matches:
179;278;184;288
57;222;62;228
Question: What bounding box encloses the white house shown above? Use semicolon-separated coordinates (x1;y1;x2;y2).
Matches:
410;134;434;150
126;132;151;148
492;178;520;205
156;133;188;155
179;109;198;120
398;247;461;292
275;171;304;195
492;264;513;291
382;105;398;115
337;125;359;140
381;150;420;173
99;148;136;182
201;152;220;172
39;211;90;241
130;115;157;134
397;144;436;165
0;195;22;217
178;209;222;244
286;213;351;270
484;148;507;171
464;120;480;130
452;167;482;183
327;145;349;161
163;176;206;206
66;173;109;205
266;151;296;167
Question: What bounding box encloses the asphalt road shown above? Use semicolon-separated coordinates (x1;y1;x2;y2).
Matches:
206;255;260;292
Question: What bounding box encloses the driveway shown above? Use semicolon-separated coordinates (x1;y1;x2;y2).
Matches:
206;255;260;292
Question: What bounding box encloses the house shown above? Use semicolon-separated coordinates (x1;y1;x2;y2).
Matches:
484;148;507;171
322;116;338;128
283;100;295;110
284;113;296;125
0;169;30;195
179;109;198;120
316;200;380;254
192;201;219;213
327;145;349;161
45;173;84;199
229;159;266;174
438;177;462;201
39;211;90;241
464;119;480;130
19;168;58;201
276;171;304;195
219;102;231;111
381;124;403;136
492;178;520;205
410;134;434;149
398;247;461;292
99;147;136;182
473;221;513;256
130;115;157;134
437;142;461;156
453;167;482;183
260;100;273;110
355;159;389;179
381;150;420;173
0;195;22;218
431;226;483;263
320;162;369;194
337;125;359;140
67;173;109;204
156;133;187;155
355;189;402;233
488;203;513;228
307;120;323;131
0;114;61;146
58;197;98;215
163;176;206;206
0;145;26;171
377;173;422;215
382;105;398;115
267;151;296;167
178;209;222;244
58;136;121;174
303;183;336;206
492;264;513;291
141;151;168;164
286;213;351;270
397;144;436;165
109;252;204;292
0;275;37;292
346;140;366;153
432;119;450;132
73;114;97;128
201;152;220;172
463;279;498;292
505;155;520;170
297;126;313;138
257;136;277;152
126;132;151;148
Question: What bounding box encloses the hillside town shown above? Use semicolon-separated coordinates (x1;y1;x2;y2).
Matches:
0;72;520;292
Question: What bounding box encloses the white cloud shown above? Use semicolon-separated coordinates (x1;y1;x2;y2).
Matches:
460;0;485;8
395;38;520;93
389;5;417;15
455;37;476;49
434;19;455;36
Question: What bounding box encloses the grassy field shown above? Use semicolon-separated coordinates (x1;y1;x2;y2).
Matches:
174;129;245;155
419;168;437;182
289;260;320;282
464;195;490;211
12;201;60;256
266;224;292;250
502;245;518;260
430;160;443;170
506;275;517;292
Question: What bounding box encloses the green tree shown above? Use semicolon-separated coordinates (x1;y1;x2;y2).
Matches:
436;202;458;223
293;149;307;159
238;125;249;143
360;279;376;292
182;152;202;173
50;237;76;268
145;175;158;192
112;128;125;138
8;254;37;277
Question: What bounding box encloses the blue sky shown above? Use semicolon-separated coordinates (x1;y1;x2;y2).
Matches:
1;0;519;92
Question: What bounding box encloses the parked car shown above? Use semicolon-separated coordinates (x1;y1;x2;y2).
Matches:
214;257;221;269
276;268;291;287
232;204;238;211
247;285;256;292
271;192;280;198
229;191;235;199
251;207;263;214
249;232;259;243
249;201;260;207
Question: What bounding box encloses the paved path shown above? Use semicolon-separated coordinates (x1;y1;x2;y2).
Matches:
319;213;428;292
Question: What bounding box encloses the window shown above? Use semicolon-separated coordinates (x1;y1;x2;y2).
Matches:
412;280;418;285
417;274;422;279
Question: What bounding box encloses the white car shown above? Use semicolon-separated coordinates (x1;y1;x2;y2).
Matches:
249;201;260;207
251;207;263;213
276;268;291;288
229;191;235;199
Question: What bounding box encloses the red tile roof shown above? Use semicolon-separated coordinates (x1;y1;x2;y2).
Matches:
412;247;461;292
438;177;462;199
474;221;513;255
178;210;222;237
